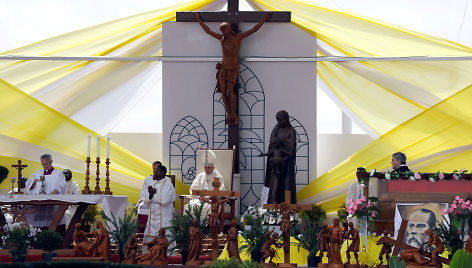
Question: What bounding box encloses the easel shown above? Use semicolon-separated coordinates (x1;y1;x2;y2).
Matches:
382;219;450;265
11;160;27;193
263;191;311;267
192;178;240;262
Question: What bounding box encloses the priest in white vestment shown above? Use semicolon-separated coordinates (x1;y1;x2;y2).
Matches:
61;169;80;227
136;161;162;233
139;165;175;248
187;149;225;218
24;154;66;227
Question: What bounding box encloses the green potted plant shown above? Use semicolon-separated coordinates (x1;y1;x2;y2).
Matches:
1;222;38;262
101;211;138;262
36;230;63;262
300;203;326;223
239;214;270;263
167;203;208;265
292;213;325;267
434;216;466;259
83;205;99;232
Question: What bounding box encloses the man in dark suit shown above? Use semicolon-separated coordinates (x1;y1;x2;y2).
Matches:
391;152;410;172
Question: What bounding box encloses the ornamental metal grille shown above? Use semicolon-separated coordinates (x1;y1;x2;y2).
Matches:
169;116;209;185
213;63;266;212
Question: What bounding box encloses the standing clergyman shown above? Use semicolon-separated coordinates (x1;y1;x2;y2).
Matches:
140;165;175;248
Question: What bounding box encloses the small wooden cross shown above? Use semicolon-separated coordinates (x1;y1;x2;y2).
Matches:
263;191;312;266
12;160;27;193
382;219;450;265
192;177;240;262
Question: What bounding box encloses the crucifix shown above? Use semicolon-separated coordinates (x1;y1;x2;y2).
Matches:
192;177;240;262
382;219;450;265
176;0;290;172
11;160;27;194
263;190;312;267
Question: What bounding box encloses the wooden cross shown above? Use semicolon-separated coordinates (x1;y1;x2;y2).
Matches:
382;219;450;265
176;0;290;173
263;191;312;266
192;177;240;262
12;160;27;193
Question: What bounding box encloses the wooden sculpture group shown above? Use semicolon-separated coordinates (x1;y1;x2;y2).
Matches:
73;222;111;261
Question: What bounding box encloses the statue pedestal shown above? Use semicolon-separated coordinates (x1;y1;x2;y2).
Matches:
318;264;344;268
187;261;203;265
262;263;276;267
376;265;389;268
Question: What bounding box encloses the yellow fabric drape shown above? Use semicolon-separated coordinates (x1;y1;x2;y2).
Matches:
250;0;472;135
298;83;472;210
0;78;186;204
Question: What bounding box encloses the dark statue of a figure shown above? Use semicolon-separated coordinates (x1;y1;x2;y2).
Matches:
260;110;297;204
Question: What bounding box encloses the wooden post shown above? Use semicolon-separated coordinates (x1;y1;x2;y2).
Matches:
263;191;311;267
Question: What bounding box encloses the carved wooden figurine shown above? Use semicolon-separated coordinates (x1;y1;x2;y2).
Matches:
318;223;330;260
151;228;169;265
261;229;282;264
376;230;393;265
73;223;91;257
95;221;111;261
226;219;241;261
123;233;138;264
398;248;430;266
345;222;360;265
328;218;344;265
425;229;444;265
187;218;203;265
466;229;472;254
137;236;160;265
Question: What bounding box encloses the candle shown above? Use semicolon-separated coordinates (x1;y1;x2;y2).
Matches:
97;135;100;158
106;136;111;159
87;134;91;157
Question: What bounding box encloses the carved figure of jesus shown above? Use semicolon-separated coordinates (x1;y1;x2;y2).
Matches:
195;12;271;125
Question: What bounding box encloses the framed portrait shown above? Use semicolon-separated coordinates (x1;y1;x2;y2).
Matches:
394;203;449;252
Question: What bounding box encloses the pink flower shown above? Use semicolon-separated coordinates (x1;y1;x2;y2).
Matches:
459;168;465;174
466;200;471;206
353;205;358;211
438;173;444;180
367;201;372;208
451;203;457;210
414;172;421;180
462;204;467;210
453;174;460;180
372;212;377;218
442;208;447;215
449;207;455;214
455;196;460;201
362;196;366;201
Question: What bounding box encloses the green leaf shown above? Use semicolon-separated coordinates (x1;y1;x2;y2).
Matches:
388;256;406;268
450;249;472;268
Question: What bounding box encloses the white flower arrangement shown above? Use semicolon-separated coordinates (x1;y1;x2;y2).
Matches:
241;205;301;225
384;173;391;180
370;169;376;176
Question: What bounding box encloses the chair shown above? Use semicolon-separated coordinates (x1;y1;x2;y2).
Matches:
179;147;236;232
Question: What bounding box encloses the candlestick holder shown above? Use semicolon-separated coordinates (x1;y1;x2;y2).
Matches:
104;158;113;195
93;157;102;194
82;157;92;194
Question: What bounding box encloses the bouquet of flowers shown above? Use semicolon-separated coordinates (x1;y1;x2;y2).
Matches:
346;196;380;221
1;222;39;262
443;195;472;230
241;206;301;225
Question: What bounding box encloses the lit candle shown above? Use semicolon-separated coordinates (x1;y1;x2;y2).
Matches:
96;135;100;158
106;136;111;159
87;134;91;158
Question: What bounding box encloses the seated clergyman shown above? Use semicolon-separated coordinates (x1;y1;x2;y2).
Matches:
187;149;225;218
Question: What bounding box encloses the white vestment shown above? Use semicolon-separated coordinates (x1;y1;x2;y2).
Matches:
61;180;80;226
24;168;67;227
139;176;175;246
187;170;225;218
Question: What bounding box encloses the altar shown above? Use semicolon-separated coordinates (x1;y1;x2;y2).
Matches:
0;194;128;248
